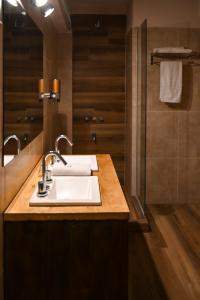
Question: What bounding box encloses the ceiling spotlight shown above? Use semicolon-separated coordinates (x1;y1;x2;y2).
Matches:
34;0;48;7
6;0;18;6
42;5;54;17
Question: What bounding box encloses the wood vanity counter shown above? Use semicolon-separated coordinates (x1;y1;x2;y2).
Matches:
4;154;129;221
4;155;129;300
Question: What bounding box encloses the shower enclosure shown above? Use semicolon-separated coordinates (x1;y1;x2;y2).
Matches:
135;20;147;216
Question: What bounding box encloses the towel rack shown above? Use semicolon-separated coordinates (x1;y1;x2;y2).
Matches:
150;52;200;66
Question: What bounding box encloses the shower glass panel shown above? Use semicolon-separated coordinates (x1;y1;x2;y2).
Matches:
136;19;147;214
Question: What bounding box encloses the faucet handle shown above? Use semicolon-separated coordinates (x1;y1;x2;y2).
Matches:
37;180;48;197
46;169;53;183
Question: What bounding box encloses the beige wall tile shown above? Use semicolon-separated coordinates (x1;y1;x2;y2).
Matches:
147;111;178;158
179;111;200;158
188;29;200;52
145;27;200;204
148;28;180;53
146;158;178;203
178;158;200;203
189;67;200;111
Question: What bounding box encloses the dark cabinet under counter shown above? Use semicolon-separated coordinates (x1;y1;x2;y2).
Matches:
4;220;128;300
3;155;129;300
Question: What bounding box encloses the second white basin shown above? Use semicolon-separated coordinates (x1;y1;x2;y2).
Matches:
29;176;101;206
56;155;98;171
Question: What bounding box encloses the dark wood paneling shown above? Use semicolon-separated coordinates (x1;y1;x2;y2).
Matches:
125;30;133;195
3;14;43;150
72;15;126;183
4;220;128;300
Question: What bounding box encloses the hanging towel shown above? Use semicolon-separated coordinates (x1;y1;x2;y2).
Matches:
160;61;182;103
153;47;192;54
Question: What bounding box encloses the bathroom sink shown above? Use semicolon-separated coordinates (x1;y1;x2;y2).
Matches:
4;155;15;166
29;176;101;206
55;155;98;171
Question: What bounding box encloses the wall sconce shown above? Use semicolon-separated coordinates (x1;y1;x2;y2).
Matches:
39;79;60;102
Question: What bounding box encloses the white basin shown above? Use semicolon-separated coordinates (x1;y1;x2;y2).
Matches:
29;176;101;206
57;155;98;171
4;155;15;166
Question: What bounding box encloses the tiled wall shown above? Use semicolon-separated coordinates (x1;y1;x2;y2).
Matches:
146;28;200;203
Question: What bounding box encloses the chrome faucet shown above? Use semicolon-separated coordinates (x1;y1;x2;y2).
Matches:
4;134;21;155
55;134;73;153
37;150;67;197
42;150;67;181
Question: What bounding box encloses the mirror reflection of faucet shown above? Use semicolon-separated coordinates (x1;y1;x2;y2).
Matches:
53;134;73;164
4;134;21;155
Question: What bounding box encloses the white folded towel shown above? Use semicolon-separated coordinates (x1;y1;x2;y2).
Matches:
153;47;192;54
160;61;182;103
50;163;92;176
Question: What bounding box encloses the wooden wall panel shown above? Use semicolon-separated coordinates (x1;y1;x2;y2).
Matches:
124;29;133;196
72;15;126;183
56;33;73;154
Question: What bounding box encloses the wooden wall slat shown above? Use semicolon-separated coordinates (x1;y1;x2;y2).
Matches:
72;15;126;183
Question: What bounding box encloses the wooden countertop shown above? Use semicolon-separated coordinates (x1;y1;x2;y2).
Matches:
4;155;129;221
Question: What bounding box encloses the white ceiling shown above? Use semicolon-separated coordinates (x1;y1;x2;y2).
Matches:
66;0;129;14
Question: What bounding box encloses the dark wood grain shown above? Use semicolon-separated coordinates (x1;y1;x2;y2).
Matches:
4;220;128;300
129;204;200;300
3;14;43;152
72;15;126;183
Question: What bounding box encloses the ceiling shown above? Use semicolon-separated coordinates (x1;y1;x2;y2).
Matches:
66;0;129;15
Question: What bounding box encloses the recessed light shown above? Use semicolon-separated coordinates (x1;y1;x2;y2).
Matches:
35;0;48;7
6;0;18;7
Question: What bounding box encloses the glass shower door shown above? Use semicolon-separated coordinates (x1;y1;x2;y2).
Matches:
136;19;147;215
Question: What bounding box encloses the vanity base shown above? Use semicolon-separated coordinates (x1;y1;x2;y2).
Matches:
4;220;128;300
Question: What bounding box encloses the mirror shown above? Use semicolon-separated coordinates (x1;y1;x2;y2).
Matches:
3;0;43;166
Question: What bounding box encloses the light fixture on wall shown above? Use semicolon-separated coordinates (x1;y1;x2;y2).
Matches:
39;79;60;102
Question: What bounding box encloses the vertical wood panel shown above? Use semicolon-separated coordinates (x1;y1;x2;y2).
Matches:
72;15;126;183
56;33;73;154
125;29;133;195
